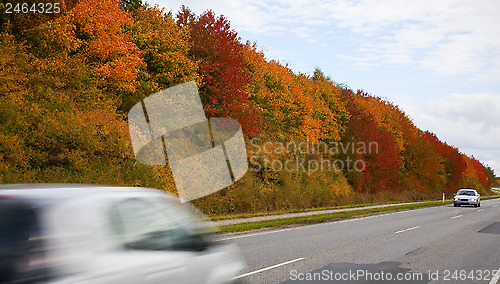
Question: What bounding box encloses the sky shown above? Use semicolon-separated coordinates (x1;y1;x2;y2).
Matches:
147;0;500;175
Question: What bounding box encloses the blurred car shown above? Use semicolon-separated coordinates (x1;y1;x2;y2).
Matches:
453;188;480;207
0;184;245;284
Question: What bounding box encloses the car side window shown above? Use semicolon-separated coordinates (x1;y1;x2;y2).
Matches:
0;202;44;255
108;198;207;251
0;201;50;282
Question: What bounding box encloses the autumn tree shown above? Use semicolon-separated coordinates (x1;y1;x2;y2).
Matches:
400;131;445;193
69;0;142;93
352;91;446;194
460;156;490;194
0;34;133;184
120;0;147;14
0;0;80;37
470;156;489;186
121;5;199;112
340;88;402;193
0;0;178;192
424;132;466;193
177;7;261;136
22;0;143;114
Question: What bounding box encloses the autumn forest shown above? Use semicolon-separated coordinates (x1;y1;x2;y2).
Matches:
0;0;495;215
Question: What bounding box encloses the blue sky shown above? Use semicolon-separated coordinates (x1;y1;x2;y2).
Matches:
147;0;500;175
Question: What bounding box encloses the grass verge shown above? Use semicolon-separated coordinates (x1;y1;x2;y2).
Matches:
217;200;457;233
210;200;434;221
482;196;500;200
212;194;500;222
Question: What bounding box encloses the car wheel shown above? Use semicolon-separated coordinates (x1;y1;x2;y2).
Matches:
478;202;480;207
454;204;457;207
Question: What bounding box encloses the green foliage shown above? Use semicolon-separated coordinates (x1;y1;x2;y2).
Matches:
130;6;198;89
120;0;147;14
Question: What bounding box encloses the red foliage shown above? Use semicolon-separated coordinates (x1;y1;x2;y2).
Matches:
177;6;261;136
470;156;489;186
341;88;402;193
424;132;467;192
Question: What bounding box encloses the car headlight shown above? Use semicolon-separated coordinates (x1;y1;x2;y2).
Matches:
471;198;476;201
454;197;459;200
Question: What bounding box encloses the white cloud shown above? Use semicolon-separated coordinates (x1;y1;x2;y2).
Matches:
337;53;379;70
399;92;500;173
150;0;500;82
327;0;500;78
291;27;316;43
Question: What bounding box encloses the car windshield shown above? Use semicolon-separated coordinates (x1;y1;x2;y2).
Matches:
457;190;475;196
108;197;209;251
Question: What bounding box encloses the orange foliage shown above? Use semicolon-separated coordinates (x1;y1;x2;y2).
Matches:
242;43;347;143
353;91;416;152
68;0;142;92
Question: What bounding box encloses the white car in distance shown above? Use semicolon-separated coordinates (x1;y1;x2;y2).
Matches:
453;188;481;207
0;184;245;284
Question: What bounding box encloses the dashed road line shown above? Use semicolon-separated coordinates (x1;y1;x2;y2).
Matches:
395;226;420;234
217;228;295;241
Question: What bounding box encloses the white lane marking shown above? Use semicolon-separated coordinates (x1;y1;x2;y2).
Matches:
493;205;498;208
489;266;500;284
451;215;462;219
395;226;420;234
217;228;294;241
234;258;305;279
477;209;484;212
217;213;386;241
217;202;463;242
218;207;441;241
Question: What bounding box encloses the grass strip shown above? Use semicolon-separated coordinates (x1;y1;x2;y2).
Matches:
210;200;431;221
218;201;454;233
482;196;500;200
211;194;500;221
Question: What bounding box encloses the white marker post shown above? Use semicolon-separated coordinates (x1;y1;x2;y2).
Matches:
443;192;445;202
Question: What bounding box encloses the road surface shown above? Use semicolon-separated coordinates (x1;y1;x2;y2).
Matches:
220;198;500;283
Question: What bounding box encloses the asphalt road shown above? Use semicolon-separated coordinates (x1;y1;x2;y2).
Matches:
220;198;500;284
